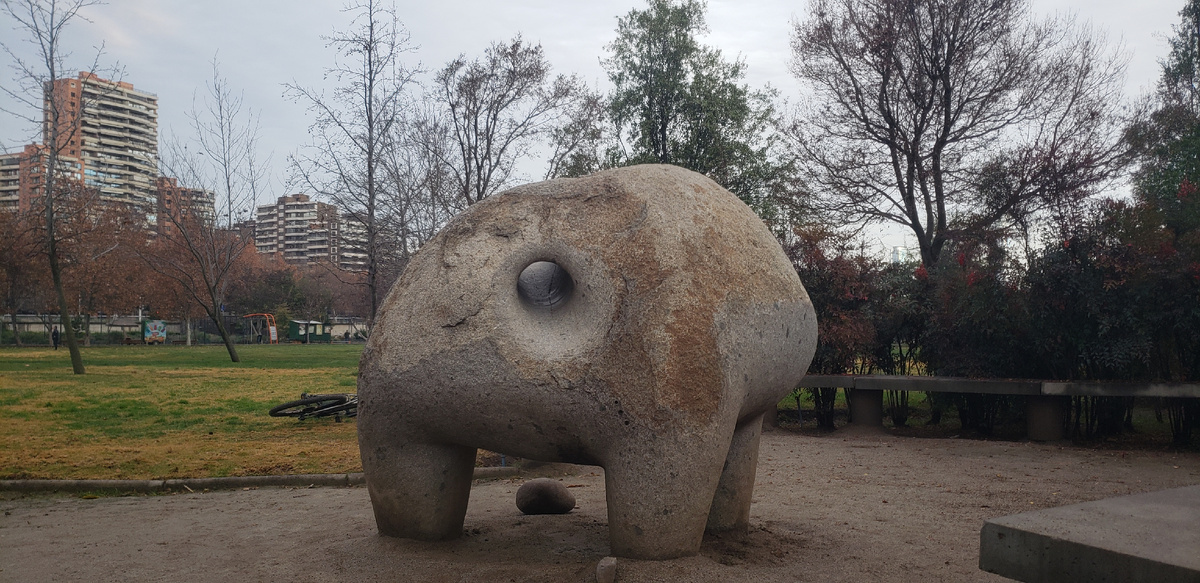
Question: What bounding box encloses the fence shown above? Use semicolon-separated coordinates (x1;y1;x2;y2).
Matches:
1;314;368;345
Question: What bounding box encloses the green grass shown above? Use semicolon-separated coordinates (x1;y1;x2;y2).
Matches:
7;344;1183;481
0;344;365;480
0;342;363;372
777;387;850;411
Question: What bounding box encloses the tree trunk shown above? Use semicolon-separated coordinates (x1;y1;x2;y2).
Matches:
212;310;239;362
186;317;192;346
3;308;14;346
48;247;85;374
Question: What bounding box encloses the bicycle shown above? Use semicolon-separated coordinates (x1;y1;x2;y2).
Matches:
269;393;358;421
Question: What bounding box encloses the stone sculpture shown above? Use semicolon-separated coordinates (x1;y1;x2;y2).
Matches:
357;164;817;559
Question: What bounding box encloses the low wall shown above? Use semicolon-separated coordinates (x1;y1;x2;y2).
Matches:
795;375;1200;441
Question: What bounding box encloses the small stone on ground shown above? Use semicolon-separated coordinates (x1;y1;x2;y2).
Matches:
515;477;576;515
596;556;617;583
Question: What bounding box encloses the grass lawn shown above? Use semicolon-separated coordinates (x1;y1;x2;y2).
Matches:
0;344;363;480
6;345;1184;481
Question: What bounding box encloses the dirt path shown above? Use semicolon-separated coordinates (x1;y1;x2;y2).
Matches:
2;430;1198;582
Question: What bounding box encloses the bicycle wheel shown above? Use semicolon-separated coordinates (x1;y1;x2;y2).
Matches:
310;400;357;418
269;395;348;418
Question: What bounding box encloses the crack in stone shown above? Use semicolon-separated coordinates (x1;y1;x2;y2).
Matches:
442;306;483;328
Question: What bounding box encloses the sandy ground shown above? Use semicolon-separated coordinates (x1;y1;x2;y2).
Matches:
2;429;1198;583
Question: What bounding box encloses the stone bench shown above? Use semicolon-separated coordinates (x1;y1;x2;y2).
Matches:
979;485;1200;582
796;375;1200;441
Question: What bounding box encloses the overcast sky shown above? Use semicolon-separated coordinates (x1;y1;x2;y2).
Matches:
0;0;1188;247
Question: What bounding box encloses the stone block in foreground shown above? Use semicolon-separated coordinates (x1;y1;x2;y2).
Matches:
979;485;1200;582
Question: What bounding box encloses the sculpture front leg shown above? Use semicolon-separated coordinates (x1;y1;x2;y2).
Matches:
360;431;476;541
602;438;729;559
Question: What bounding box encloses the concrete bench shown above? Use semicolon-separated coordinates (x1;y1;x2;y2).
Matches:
796;375;1200;441
979;485;1200;582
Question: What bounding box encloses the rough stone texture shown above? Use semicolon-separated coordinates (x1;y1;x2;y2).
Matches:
516;478;576;515
979;485;1200;582
357;164;817;560
596;556;618;583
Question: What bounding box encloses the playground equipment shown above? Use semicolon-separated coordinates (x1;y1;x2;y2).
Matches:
242;314;279;344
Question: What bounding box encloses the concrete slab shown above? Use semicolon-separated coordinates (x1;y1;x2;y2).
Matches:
979;485;1200;582
856;376;1042;395
1041;382;1200;398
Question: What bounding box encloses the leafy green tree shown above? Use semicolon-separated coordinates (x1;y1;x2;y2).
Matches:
1024;198;1199;441
785;226;876;429
867;261;928;426
1120;0;1200;444
1128;120;1200;237
1124;0;1200;385
1162;0;1200;112
603;0;785;214
1129;0;1200;238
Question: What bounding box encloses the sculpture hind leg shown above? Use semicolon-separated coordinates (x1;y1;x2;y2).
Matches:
360;430;476;541
706;413;763;533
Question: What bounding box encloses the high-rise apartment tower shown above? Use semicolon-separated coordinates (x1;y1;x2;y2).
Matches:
45;72;158;217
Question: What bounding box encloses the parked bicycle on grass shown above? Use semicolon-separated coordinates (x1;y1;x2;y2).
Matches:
269;393;357;421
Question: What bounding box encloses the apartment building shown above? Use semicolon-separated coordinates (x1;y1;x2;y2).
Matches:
45;72;158;217
0;144;83;212
155;176;215;233
335;216;368;271
0;151;17;211
255;194;366;269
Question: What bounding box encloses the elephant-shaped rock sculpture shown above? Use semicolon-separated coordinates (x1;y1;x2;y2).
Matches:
358;164;817;559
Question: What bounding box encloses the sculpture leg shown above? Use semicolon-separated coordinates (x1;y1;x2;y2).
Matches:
706;413;763;533
603;439;728;559
360;436;477;540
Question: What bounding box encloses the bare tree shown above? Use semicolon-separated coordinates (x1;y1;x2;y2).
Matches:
426;35;586;209
544;86;608;179
1;0;115;373
788;0;1130;266
286;0;417;330
144;63;264;362
137;209;248;361
378;105;457;278
190;55;266;227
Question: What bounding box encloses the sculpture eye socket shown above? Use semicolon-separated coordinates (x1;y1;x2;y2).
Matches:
517;261;574;308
